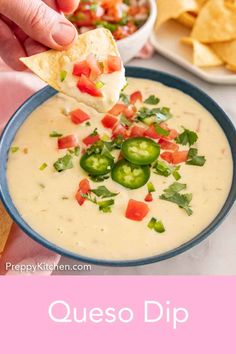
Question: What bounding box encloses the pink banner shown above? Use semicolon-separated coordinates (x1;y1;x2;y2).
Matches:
0;276;235;353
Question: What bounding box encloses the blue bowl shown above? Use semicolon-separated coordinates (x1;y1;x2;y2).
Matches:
0;67;236;267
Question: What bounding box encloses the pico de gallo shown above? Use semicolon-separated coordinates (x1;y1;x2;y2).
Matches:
68;0;150;40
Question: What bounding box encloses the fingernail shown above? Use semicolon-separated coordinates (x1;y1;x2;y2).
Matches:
52;22;76;46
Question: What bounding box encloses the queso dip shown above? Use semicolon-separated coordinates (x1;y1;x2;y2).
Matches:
7;78;233;261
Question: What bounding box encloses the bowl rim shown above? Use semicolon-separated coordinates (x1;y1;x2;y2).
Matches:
117;0;157;46
0;67;235;267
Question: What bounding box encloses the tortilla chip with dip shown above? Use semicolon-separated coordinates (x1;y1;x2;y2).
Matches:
20;28;126;113
181;37;223;67
191;0;236;43
156;0;198;28
0;201;12;255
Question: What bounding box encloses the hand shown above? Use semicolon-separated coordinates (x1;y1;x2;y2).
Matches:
0;0;80;70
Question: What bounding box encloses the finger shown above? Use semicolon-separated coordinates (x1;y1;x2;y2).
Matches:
24;37;48;56
43;0;59;11
57;0;80;14
0;18;26;71
14;27;28;43
0;0;77;50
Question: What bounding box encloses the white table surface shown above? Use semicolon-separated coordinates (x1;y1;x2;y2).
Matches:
55;54;236;276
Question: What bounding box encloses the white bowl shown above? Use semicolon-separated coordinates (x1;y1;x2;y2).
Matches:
117;0;157;63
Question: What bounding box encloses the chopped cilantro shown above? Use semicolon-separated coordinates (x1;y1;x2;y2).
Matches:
160;182;193;216
97;199;115;213
89;174;110;182
82;191;115;213
95;20;118;32
91;128;98;136
186;148;206;167
68;147;80;156
154;123;170;137
54;154;73;172
175;127;198;146
119;92;129;105
85;121;91;126
91;186;119;198
120;114;132;127
137;106;172;124
144;95;160;105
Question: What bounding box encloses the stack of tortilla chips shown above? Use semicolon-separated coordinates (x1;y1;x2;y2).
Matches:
156;0;236;71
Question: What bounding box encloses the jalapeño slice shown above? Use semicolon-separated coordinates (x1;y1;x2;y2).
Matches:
121;137;160;165
111;160;150;189
80;153;114;176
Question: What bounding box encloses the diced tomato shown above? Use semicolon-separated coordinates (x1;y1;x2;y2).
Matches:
86;53;102;80
79;178;90;194
73;10;93;27
75;190;86;206
83;133;100;146
160;151;173;164
160;150;188;164
112;124;128;138
107;55;122;73
101;114;118;129
77;75;103;97
128;5;149;16
130;125;146;138
144;124;159;139
109;103;126;116
124;105;136;119
158;138;179;151
75;179;91;206
58;135;78;149
106;4;123;21
73;60;91;77
172;151;188;164
130;91;142;105
166;129;179;141
70;108;90;124
125;199;149;221
145;193;153;202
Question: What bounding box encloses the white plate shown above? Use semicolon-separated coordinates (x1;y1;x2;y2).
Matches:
150;20;236;85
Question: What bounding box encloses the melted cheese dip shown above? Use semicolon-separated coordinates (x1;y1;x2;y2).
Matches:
7;78;233;261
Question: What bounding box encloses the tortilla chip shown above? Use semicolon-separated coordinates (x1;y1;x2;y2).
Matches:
177;12;196;28
211;39;236;66
226;63;236;72
156;0;198;28
191;0;236;43
181;37;223;67
196;0;209;8
20;28;125;113
0;201;12;254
